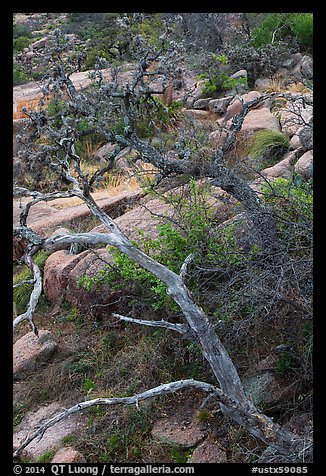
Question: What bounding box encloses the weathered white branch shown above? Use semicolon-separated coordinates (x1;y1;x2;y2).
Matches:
13;187;77;201
13;253;42;335
13;379;219;458
13;278;35;289
111;312;190;336
179;253;195;280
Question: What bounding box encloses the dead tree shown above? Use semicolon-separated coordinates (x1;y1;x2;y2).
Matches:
13;31;312;461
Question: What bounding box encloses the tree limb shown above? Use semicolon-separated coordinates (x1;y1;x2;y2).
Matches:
179;253;195;280
111;312;192;337
12;379;219;458
13;250;42;335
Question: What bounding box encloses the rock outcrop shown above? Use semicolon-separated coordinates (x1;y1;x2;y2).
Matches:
294;150;313;180
240;108;281;135
187;439;227;463
243;352;299;411
151;416;207;449
43;250;90;303
51;447;87;463
13;330;57;380
13;402;83;461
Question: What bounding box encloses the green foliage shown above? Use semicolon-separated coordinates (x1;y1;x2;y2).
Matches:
247;129;290;167
64;352;94;375
195;408;213;422
13;63;29;85
46;98;66;116
13;36;31;53
198;53;248;97
61;434;77;444
101;406;152;461
251;13;313;49
290;13;313;48
107;433;124;453
170;447;189;463
274;352;296;378
262;177;313;224
84;47;112;70
224;42;291;87
251;13;292;47
13;402;27;429
83;376;96;394
13;23;32;39
78;179;245;314
134;97;183;139
37;449;56;463
131;14;164;47
66;307;82;323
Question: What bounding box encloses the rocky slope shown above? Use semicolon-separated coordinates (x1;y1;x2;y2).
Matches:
13;13;313;464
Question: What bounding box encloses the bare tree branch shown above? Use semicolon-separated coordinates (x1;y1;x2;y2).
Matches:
111;312;192;337
13;249;42;335
180;253;195;280
12;379;218;458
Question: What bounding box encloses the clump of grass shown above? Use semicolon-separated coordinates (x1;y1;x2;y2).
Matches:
13;402;28;429
62;434;77;445
195;408;213;423
37;449;57;463
247;129;290;166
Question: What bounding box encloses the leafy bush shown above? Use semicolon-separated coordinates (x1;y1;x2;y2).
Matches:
290;13;313;48
78;180;245;313
37;449;56;463
13;63;29;85
13;36;31;53
250;13;313;50
198;53;248;97
131;14;165;47
84;47;112;70
83;376;96;394
274;352;297;378
250;13;293;47
134;97;183;139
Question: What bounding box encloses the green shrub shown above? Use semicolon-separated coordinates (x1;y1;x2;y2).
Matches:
195;408;213;422
83;376;96;394
131;14;164;47
198;53;248;97
78;179;244;313
262;177;313;223
290;13;313;48
224;42;291;87
13;24;32;39
84;47;112;70
170;447;189;463
13;64;29;85
251;13;293;47
13;36;31;53
250;13;313;50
